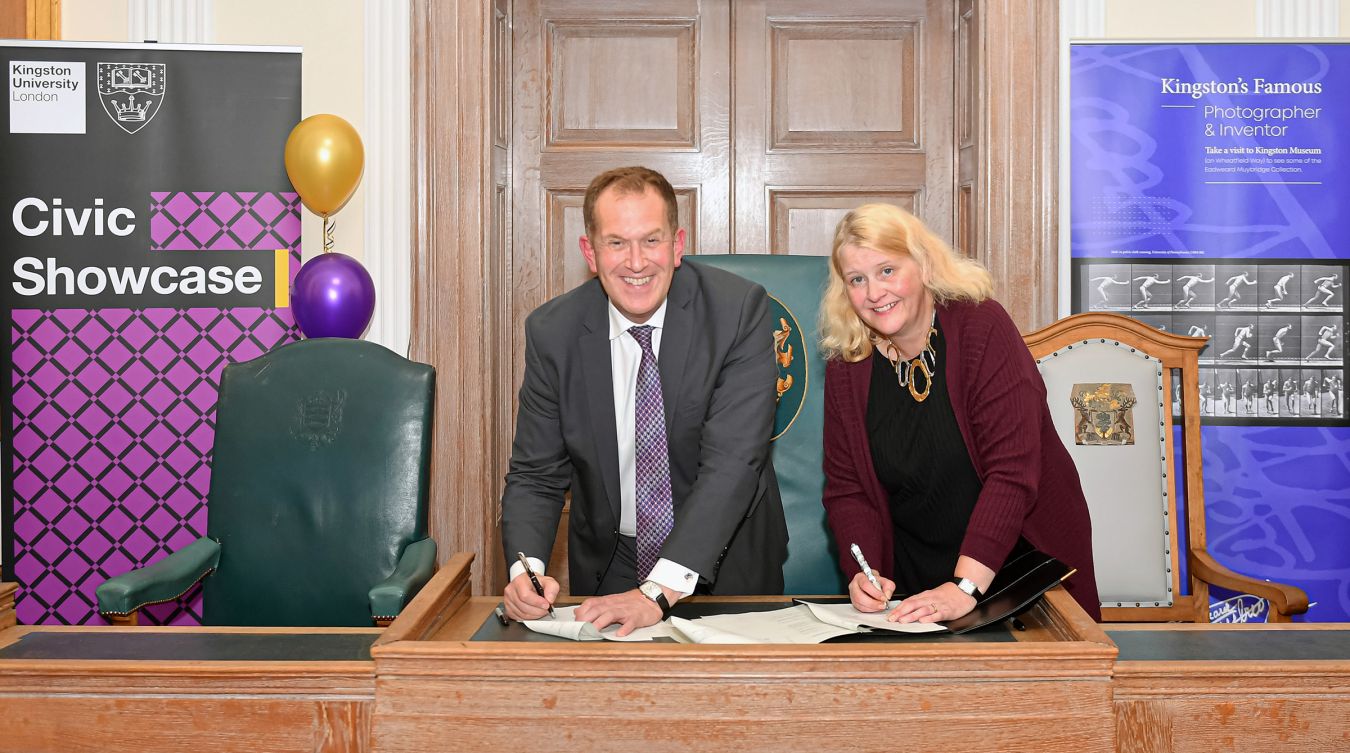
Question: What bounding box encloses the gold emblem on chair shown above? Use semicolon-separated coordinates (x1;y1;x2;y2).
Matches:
291;389;347;449
1070;383;1136;445
773;317;795;401
767;296;806;441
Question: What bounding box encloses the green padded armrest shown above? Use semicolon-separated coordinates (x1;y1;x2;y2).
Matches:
369;537;437;620
96;537;221;616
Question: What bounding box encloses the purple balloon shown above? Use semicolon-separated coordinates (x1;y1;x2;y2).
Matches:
290;252;376;339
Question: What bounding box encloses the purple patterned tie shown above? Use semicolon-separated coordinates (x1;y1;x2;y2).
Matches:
628;325;674;580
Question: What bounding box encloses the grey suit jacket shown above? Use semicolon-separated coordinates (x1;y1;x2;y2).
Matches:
501;261;788;595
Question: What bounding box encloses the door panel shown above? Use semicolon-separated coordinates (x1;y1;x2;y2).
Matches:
732;0;954;255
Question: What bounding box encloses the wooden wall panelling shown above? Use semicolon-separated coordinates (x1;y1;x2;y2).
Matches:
769;189;917;257
971;0;1059;330
410;0;504;596
732;0;954;255
413;0;1062;598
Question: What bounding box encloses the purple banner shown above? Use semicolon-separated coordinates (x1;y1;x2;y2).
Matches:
1070;43;1350;622
2;43;302;624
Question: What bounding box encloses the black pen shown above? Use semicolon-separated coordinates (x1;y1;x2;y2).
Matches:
516;551;555;618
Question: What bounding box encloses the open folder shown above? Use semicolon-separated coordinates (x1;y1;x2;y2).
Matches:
522;549;1074;643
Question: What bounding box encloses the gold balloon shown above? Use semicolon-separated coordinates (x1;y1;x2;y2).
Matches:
284;114;365;217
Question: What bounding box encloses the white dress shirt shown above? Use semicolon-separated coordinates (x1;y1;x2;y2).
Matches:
510;299;698;599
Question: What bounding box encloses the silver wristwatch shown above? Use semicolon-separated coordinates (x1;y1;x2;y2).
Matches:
638;580;672;620
949;577;984;601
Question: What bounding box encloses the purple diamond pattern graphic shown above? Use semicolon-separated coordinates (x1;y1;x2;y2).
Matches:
9;191;301;625
150;191;301;252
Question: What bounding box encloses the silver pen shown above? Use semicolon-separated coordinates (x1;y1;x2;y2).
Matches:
849;543;887;601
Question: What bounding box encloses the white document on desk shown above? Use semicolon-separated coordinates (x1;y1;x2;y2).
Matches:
668;605;859;644
798;600;948;635
521;605;675;642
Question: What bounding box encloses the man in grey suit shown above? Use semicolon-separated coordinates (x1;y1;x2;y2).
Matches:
501;166;787;634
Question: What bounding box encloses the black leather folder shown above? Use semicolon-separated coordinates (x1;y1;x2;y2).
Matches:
940;548;1075;634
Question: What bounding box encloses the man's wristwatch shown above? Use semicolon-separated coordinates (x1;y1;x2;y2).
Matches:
638;580;673;620
949;577;984;601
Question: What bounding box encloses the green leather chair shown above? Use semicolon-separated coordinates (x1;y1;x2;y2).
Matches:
96;339;437;627
688;255;846;595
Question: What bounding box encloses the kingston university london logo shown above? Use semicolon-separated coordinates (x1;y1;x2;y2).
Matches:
96;62;166;134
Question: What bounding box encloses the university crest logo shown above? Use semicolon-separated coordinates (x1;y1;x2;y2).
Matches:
96;62;167;134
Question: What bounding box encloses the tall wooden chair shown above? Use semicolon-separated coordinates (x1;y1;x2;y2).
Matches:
1024;312;1308;622
96;339;438;627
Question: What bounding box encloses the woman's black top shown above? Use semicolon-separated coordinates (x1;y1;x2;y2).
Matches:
866;318;983;596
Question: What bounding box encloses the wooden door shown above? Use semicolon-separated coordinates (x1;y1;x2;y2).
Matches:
731;0;954;256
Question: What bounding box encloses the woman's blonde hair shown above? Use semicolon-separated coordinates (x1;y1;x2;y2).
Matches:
819;203;993;362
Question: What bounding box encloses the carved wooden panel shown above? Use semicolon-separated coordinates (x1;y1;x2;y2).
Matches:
548;21;696;147
494;3;511;147
955;0;980;268
957;181;974;260
734;0;953;253
770;20;919;150
770;190;919;257
957;5;975;149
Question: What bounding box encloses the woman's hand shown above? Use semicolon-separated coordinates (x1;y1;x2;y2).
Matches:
887;581;976;623
848;570;896;612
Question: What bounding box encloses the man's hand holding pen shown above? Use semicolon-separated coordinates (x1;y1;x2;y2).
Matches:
503;570;560;621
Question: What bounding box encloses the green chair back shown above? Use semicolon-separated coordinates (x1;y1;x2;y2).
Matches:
688;255;845;594
203;338;435;626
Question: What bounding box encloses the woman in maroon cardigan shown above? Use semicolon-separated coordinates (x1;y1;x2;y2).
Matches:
820;204;1100;622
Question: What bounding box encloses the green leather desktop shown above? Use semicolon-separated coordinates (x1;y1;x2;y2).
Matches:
96;338;437;626
688;255;846;595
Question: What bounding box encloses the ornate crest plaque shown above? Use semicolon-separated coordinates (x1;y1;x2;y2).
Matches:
1070;382;1136;445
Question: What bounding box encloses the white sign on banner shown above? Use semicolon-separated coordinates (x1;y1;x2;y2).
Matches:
8;60;86;134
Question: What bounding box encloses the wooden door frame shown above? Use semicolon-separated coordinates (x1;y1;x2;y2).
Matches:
1;0;61;40
409;0;1061;597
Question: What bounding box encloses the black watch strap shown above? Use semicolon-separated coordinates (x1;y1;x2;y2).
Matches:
639;581;673;620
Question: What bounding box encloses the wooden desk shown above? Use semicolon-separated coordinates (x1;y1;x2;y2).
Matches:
371;556;1117;753
0;583;378;753
6;563;1347;752
1110;623;1350;753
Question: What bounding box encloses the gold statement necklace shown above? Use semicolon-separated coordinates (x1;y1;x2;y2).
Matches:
876;310;938;403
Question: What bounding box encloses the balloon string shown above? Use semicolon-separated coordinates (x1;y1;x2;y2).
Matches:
323;216;335;253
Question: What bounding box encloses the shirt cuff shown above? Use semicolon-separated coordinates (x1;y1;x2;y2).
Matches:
508;556;547;582
646;558;699;598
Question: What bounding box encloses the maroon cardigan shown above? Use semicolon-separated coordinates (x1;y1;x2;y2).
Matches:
822;298;1101;620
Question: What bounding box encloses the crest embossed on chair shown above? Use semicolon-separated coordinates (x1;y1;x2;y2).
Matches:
96;338;438;627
